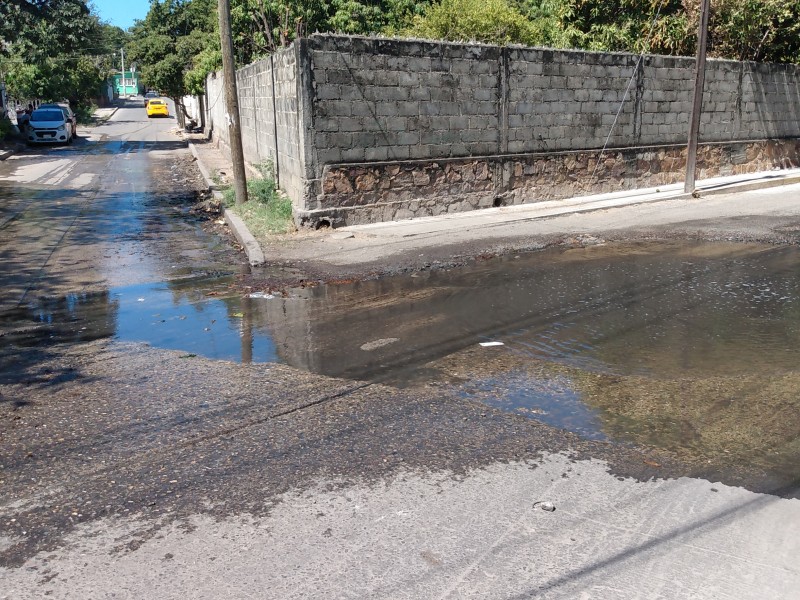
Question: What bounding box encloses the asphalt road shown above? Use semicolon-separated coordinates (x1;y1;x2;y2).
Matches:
1;105;799;599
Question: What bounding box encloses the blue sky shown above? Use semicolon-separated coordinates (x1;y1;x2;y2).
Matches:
91;0;151;30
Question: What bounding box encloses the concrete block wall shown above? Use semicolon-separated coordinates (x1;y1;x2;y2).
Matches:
307;37;503;168
205;72;225;144
739;62;800;139
273;47;304;207
206;34;800;227
204;46;305;204
301;36;800;225
505;48;642;153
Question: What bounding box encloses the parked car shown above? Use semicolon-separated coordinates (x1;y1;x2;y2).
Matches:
38;103;77;134
144;91;159;107
26;107;75;144
146;98;169;118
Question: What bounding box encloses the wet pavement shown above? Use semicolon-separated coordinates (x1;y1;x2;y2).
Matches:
2;102;800;598
5;229;799;493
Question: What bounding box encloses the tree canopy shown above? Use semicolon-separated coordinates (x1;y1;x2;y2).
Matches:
126;0;219;125
404;0;800;63
121;0;800;117
1;1;128;107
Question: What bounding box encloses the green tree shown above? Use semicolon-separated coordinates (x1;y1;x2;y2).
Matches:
530;0;800;62
405;0;540;45
709;0;800;63
1;1;115;109
127;0;218;126
551;0;692;54
228;0;427;61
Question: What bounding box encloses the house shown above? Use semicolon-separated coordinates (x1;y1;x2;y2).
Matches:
112;70;142;97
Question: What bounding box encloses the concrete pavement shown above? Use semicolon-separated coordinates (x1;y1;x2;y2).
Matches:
3;450;798;599
188;137;800;269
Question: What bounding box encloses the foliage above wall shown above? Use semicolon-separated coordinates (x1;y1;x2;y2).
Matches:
1;0;127;105
405;0;800;64
126;0;800;109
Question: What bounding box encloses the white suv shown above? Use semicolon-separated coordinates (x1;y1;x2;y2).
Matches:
26;106;75;145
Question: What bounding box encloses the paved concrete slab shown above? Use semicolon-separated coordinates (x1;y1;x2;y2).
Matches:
3;455;798;599
187;138;800;273
345;168;800;239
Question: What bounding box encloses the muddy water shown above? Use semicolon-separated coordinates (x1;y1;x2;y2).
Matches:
248;240;800;488
4;241;800;486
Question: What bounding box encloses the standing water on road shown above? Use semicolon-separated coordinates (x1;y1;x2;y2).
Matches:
242;240;800;490
3;241;800;487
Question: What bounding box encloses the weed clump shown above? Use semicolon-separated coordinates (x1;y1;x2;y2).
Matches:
222;163;294;235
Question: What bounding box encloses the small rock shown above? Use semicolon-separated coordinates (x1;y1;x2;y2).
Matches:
533;501;556;512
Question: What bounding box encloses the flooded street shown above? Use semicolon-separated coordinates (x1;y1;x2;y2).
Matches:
2;104;800;598
6;226;799;491
249;241;800;491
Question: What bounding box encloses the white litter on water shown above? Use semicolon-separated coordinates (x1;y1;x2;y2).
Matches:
360;338;400;351
479;341;504;347
137;298;145;302
248;292;276;299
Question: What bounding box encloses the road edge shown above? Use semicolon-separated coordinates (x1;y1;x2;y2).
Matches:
0;142;25;161
188;141;266;267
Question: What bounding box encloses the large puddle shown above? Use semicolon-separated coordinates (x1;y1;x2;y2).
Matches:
3;241;800;488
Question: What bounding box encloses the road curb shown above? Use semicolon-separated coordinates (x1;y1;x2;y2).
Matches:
697;172;800;197
223;207;266;267
188;141;224;190
188;141;266;267
0;142;25;161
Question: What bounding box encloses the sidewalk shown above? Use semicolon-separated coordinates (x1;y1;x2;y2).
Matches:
91;105;118;123
188;137;800;267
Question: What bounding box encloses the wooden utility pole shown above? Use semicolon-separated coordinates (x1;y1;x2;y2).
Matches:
218;0;248;206
120;47;126;95
685;0;711;194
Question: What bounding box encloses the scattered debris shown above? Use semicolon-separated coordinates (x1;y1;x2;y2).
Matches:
248;292;276;299
479;341;504;347
360;338;400;351
533;501;556;512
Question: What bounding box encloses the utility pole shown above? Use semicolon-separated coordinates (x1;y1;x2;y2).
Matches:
685;0;711;194
120;47;125;96
218;0;248;206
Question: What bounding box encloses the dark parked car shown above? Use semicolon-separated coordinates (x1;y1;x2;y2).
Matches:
144;91;159;107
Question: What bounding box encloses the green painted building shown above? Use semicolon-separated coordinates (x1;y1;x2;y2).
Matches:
112;71;142;96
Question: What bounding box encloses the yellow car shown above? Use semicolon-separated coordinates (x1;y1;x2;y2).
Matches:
146;98;169;118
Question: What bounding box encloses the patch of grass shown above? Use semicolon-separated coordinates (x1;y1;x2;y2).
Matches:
222;163;294;235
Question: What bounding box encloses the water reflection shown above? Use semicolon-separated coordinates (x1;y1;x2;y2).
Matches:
248;240;800;488
1;275;278;364
255;242;800;381
3;241;800;487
